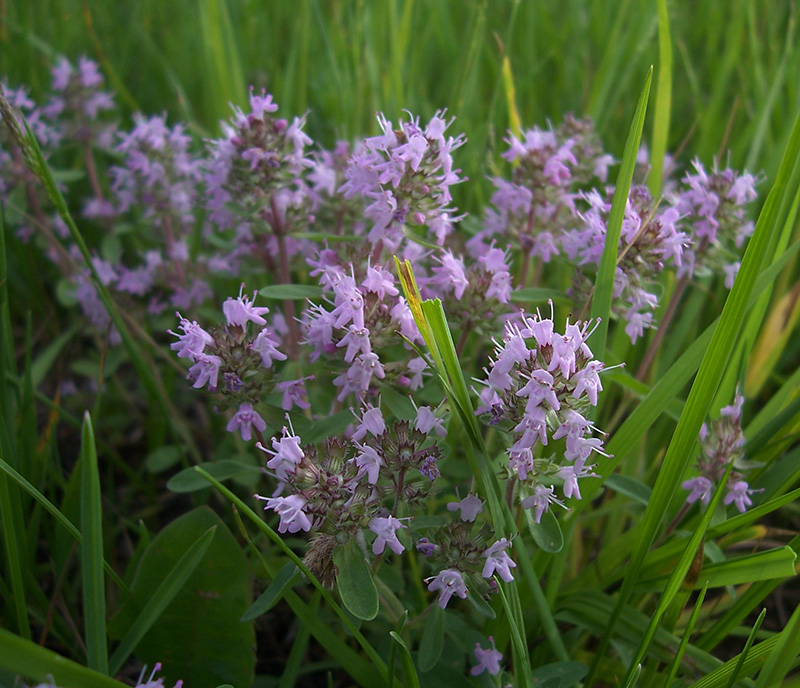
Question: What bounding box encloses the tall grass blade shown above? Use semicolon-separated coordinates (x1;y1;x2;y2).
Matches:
662;583;708;687
589;66;653;359
80;412;108;674
648;0;672;198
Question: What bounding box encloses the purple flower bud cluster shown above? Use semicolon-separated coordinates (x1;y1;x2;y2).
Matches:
170;290;298;441
205;88;313;254
254;402;447;588
417;491;517;608
43;55;117;148
562;185;690;342
302;256;424;401
471;115;613;262
340;110;466;252
673;159;759;287
682;391;757;513
475;305;607;520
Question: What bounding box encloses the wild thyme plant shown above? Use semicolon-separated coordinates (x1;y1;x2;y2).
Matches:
1;21;798;688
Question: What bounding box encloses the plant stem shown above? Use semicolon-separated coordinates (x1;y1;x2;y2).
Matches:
635;274;690;381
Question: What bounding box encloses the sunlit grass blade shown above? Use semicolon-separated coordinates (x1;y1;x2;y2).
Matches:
625;461;735;680
589;66;653;359
496;579;533;688
80;412;108;674
0;627;128;688
696;534;800;653
198;0;245;127
108;525;216;675
648;0;672;199
0;456;128;591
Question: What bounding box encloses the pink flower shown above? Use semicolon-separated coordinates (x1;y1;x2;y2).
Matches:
481;539;516;582
446;494;484;522
369;516;407;555
222;292;270;327
257;494;312;533
471;638;503;676
226;402;267;441
427;569;468;608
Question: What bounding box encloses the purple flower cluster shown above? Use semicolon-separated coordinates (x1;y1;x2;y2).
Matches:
170;290;299;441
476;305;607;520
417;491;517;608
682;391;757;513
471;115;613;263
673;159;759;287
254;402;447;588
302;256;424;401
205;88;312;253
562;185;689;342
340;110;466;252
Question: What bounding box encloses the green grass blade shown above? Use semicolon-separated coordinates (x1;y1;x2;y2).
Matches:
80;412;108;674
108;525;216;675
648;0;672;199
688;636;782;688
496;580;533;688
0;462;29;639
726;608;766;688
589;66;653;358
279;591;319;688
0;456;128;592
587;102;800;688
389;632;421;688
0;627;128;688
662;583;708;687
625;461;735;680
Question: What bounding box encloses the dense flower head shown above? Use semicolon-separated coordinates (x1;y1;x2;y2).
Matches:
471;115;612;261
110;113;203;232
339;110;466;252
476;304;608;520
682;390;757;513
205;88;313;257
673;159;759;284
302;257;422;401
43;56;117;148
562;185;689;343
169;289;293;439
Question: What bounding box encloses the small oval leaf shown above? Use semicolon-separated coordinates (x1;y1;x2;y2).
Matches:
333;539;379;621
526;507;564;553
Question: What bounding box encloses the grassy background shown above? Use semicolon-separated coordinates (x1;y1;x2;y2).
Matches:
2;0;798;211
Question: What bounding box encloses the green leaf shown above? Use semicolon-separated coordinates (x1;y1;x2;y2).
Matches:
525;507;564;553
509;288;570;304
648;0;673;198
755;584;800;687
145;446;182;474
258;284;324;300
241;562;299;621
333;539;379;621
108;508;255;688
80;413;108;675
466;590;497;619
166;460;261;493
417;605;444;672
